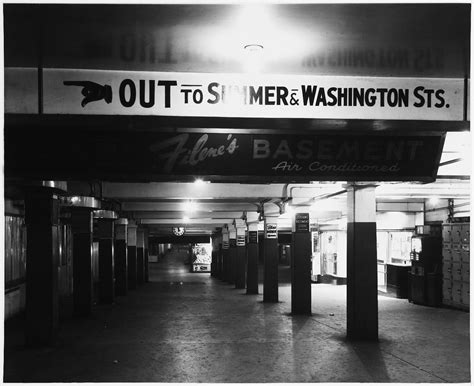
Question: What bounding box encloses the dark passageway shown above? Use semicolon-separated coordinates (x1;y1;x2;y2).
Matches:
4;247;470;383
2;3;471;384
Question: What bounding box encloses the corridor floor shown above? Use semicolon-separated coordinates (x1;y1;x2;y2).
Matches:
3;249;471;382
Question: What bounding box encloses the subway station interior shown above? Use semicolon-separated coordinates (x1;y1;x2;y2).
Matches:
2;2;472;383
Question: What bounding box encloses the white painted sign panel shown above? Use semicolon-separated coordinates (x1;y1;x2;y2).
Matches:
236;235;246;247
42;69;465;120
265;223;278;239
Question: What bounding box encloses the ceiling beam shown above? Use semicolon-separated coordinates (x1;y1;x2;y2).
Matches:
140;218;234;225
125;211;247;219
121;202;260;212
103;182;346;200
376;202;424;212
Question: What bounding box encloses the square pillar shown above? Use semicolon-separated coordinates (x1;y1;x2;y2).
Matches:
127;223;138;290
346;184;378;340
24;188;61;346
144;228;149;282
263;216;279;302
222;228;230;282
211;234;218;278
114;219;128;295
95;213;115;304
216;233;223;279
228;226;237;284
246;223;259;294
71;208;94;316
235;222;247;289
136;228;145;285
291;211;312;315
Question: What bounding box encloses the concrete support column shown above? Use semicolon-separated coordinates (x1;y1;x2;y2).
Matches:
263;216;279;302
235;221;247;289
346;184;378;340
94;210;117;304
214;234;222;278
127;223;138;290
291;211;312;314
158;244;165;261
71;208;94;316
246;223;259;294
228;225;237;284
114;218;128;295
68;197;100;317
24;184;65;346
211;234;218;278
136;228;145;285
222;228;230;282
144;228;149;282
215;234;221;278
218;235;223;279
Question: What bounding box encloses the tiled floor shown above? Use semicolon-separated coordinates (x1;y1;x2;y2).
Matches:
3;249;470;382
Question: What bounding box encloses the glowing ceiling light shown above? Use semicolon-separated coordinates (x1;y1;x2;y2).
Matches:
194;178;210;186
199;4;313;72
238;5;270;73
236;4;273;43
243;45;265;73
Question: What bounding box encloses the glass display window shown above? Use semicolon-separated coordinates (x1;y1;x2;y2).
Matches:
311;231;321;277
377;231;389;264
389;231;413;264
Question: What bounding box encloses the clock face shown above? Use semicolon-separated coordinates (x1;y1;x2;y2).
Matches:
172;227;185;236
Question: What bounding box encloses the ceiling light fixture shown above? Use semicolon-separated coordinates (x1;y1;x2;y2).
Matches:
194;178;210;185
243;39;265;73
242;46;264;73
244;44;264;52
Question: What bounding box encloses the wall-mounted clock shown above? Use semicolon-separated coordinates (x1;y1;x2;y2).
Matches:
172;227;185;236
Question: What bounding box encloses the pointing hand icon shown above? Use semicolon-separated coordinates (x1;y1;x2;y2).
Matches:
63;81;113;107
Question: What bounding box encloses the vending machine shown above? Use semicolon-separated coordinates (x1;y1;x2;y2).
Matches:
410;225;443;306
191;243;212;272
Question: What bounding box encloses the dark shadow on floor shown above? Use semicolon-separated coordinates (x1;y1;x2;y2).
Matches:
348;340;391;382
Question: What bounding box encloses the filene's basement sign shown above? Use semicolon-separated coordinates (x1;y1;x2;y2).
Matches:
5;129;445;182
147;133;444;181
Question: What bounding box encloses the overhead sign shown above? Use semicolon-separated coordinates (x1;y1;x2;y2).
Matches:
147;133;445;182
237;235;246;247
295;213;310;233
42;69;465;120
248;231;258;244
6;131;445;182
265;224;278;239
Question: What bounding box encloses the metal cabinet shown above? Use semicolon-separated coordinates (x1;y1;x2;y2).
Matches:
442;262;452;278
442;279;453;301
409;228;443;306
452;262;462;281
442;223;470;310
